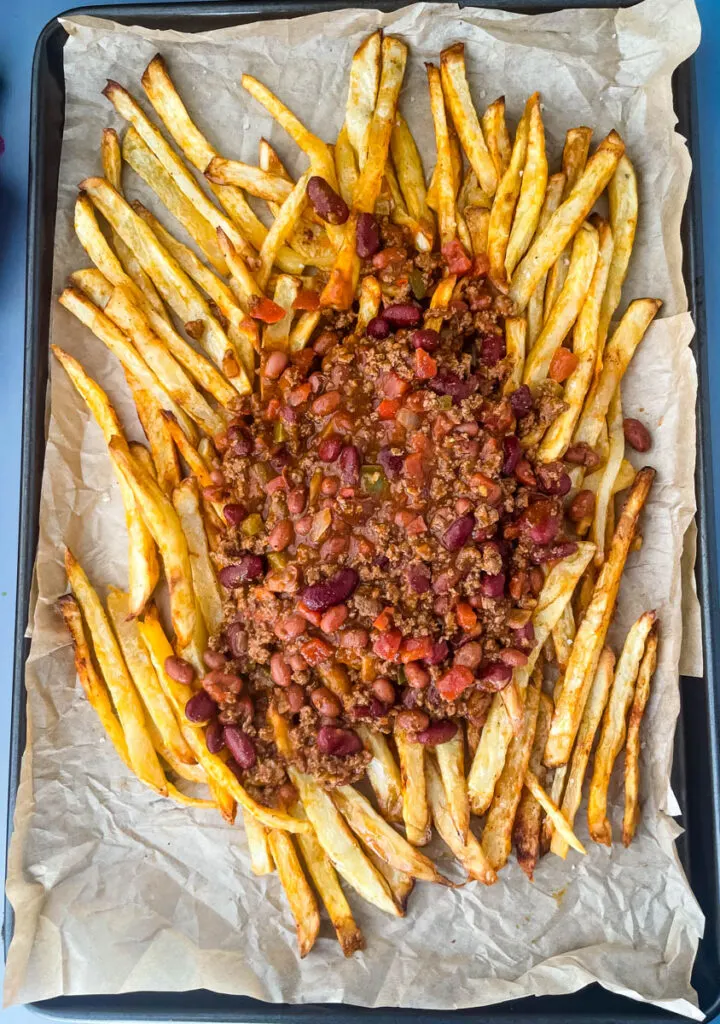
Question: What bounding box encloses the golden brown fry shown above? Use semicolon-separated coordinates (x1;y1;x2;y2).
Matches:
128;380;181;497
165;785;216;809
257;170;312;290
545;470;655;767
425;760;497;885
543;129;593;320
101;127;122;192
597;154;638;356
205;157;293;203
482;96;511;180
440;43;497;196
395;726;430;846
509;130;625;310
592;387;625;566
335;124;359;207
464;205;490;258
355;275;382;337
524;770;586;855
65;549;167;794
526;174;567;348
425;274;458;333
262;275;300;352
513;692;552;880
552;603;576;673
390;113;435;251
112;231;172;326
426;63;456;247
506;94;547;277
364;847;415;912
487;97;532;292
588;611;657;845
503;317;527;395
434;729;469;843
267;829;320;957
623;624;659;846
319;212;360;310
356;727;403;823
346;30;381;168
172;479;224;636
241;809;274;875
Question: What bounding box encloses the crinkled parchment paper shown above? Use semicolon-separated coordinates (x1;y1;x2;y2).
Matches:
5;0;706;1015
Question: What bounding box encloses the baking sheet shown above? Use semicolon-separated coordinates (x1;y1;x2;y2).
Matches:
4;0;706;1015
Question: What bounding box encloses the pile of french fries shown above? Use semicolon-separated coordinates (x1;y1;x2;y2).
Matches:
54;29;662;956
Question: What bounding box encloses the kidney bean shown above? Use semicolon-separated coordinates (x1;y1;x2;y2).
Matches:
263;350;289;380
568;489;596;521
338;445;360;484
377;447;404;478
404;662;431;690
623;417;652;451
320;536;348;560
416;720;458;746
502;435;522;475
510;385;533;418
316;725;363;757
479;333;505;366
396;709;430;733
313;329;339;357
225;622;247;660
321;604;348;633
564;442;601;468
411;328;440;352
405;564;430;595
318;436;343;462
366;316;391;340
287;488;306;516
164;655;195;685
383;303;423;328
223;725;257;769
219;556;265;588
306;175;349;224
513;620;536;649
514;458;537;487
478;661;513;690
301;567;359;612
312;391;342;417
205;719;226;754
442;514;475;552
372;677;396;704
424;639;449;665
269;652;292;688
295;515;313;536
340;628;369;650
267;519;294;552
480;572;506;598
285;683;306;713
429;372;478;402
454;641;484;671
355;211;381;257
185;691;217;723
530;541;579;563
203;649;227;670
223;503;246;527
536;462;571;496
278;614;307;640
311;687;342;717
499;648;528;667
227;424;253;456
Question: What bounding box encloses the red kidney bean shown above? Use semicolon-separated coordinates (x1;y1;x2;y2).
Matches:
623;417;652;451
203;649;227;670
263;350;289;380
226;622;247;659
502;435;522;475
564;442;601;467
318;436;343;462
313;329;339;356
480;572;506;598
219;556;265;587
205;719;225;754
340;628;369;650
320;604;348;633
372;677;396;704
383;303;423;328
227;426;253;456
164;655;195;685
270;653;293;687
366;316;391;340
286;489;305;517
536;462;571;496
530;541;579;564
406;564;431;594
267;519;294;552
311;687;342;717
478;661;513;690
416;720;458;746
499;648;528;667
356;212;381;257
223;503;246;526
316;725;363;757
269;444;292;471
479;333;505;366
223;725;257;769
339;445;361;484
377;447;404;477
442;514;475;552
514;459;537;487
285;683;306;713
513;620;536;648
302;567;359;612
509;385;533;418
454;640;484;670
281;614;307;640
568;489;596;521
306;176;349;225
404;662;430;689
311;391;341;417
411;328;440;352
203;670;243;695
429;372;478;403
396;709;430;733
295;515;313;536
185;691;217;723
424;639;449;665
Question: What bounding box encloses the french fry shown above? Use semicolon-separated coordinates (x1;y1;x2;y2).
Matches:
165;785;216;809
588;611;657;845
482;96;511;180
434;729;469;843
172;479;224;635
241;809;274;875
513;692;552;880
263;275;300;351
505;93;547;277
465;206;490;257
426;63;456;248
544;469;655;767
425;761;497;885
289;310;321;353
440;43;497;196
502;316;527;395
65;549;167;794
543;128;593;320
487;96;532;292
572;298;661;449
112;231;172;326
591;387;625;566
425;274;458;333
205;157;293;203
552;602;576;673
355;275;382;337
623;624;659;846
524;770;586;856
346;29;381;168
364;848;415;912
129;380;181;496
101;126;122;190
257;171;312;290
597;154;638;356
467;542;595;815
390;113;435;250
216;227;263;308
522;221;599;387
319;212;360;310
537;218;614;460
550;647;615;858
509;130;625;310
356;727;403;823
267;829;320;957
335;124;359;207
395;727;430;846
481;669;541;872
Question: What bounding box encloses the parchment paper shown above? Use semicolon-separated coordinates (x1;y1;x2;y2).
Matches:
4;0;706;1015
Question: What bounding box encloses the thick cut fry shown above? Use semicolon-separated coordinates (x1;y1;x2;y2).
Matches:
390;113;435;249
320;212;360;310
129;380;181;496
552;602;576;673
289;310;321;353
503;317;527;395
482;96;511;180
545;469;655;767
426;63;456;247
267;830;320;958
395;727;430;846
365;848;415;912
205;157;293;203
526;174;568;349
263;275;300;351
434;730;469;843
467;542;594;815
506;94;547;277
242;809;274;875
592;387;625;566
623;625;659;846
257;171;311;290
335;124;359;207
522;221;599;387
588;611;657;845
509;131;625;310
106;588;195;766
524;770;586;855
425;274;458;333
573;298;661;448
425;761;497;885
172;479;224;635
101;126;122;191
465;206;490;257
537;219;614;460
543;128;593;320
551;647;615;858
165;785;216;809
513;693;552;880
216;227;263;306
346;30;381;168
487;98;532;292
597;154;638;355
355;275;382;337
440;43;497;196
481;670;541;872
356;727;403;823
112;231;172;325
65;550;167;794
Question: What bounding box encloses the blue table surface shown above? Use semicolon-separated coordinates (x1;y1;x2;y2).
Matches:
1;1;719;1021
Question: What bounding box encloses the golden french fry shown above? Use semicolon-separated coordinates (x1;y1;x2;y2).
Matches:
623;624;659;846
522;221;599;387
440;43;497;196
356;727;403;823
482;96;511;180
481;669;541;872
216;227;263;308
365;847;415;912
464;206;490;258
346;30;381;168
552;602;576;673
335;124;359;207
591;387;625;566
205;157;293;203
487;97;532;292
257;171;312;290
101;126;122;191
524;770;586;855
267;829;320;958
112;230;172;326
320;212;359;310
172;478;224;635
165;785;216;809
503;317;527;395
467;542;595;815
390;113;435;251
263;275;300;351
513;693;552;879
573;298;661;449
425;760;497;885
425;274;458;333
526;174;567;348
597;154;638;356
545;470;655;767
65;550;167;794
395;727;430;846
241;809;274;875
583;457;636;499
588;611;657;845
509;130;625;310
289;310;321;353
129;379;181;497
354;275;382;338
543;128;593;321
506;93;547;277
427;62;457;249
434;729;469;843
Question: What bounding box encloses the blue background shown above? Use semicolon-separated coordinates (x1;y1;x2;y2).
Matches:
0;1;718;1021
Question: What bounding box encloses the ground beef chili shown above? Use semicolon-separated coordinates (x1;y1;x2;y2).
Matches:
202;225;579;806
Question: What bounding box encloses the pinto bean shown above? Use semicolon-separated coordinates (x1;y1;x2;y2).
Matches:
267;519;294;551
454;641;484;670
263;350;288;380
320;604;348;633
285;683;306;713
404;662;430;689
270;653;293;688
568;489;596;521
372;677;396;704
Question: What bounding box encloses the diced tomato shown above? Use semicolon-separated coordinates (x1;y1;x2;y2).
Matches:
456;602;478;631
300;637;334;666
399;636;434;663
378;398;401;420
293;288;320;311
288;383;312;407
470;252;490;278
406;515;427;536
410;431;431;455
372;247;405;270
382;371;411;399
394;510;415;529
373;628;403;661
549;347;579;382
469;472;502;505
415;348;438;379
249;295;286;323
265;398;281;420
403;452;424;481
373;606;394;632
432;413;454;442
437;665;475;699
296;601;323;628
441;239;473;276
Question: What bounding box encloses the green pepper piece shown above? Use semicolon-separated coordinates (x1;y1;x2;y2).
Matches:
267;551;289;569
273;421;289;443
241;513;264;537
361;464;388;496
409;268;427;301
438;395;453;410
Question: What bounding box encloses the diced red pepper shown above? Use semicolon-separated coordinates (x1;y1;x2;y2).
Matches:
293;288;320;311
441;239;473;276
300;637;334;666
406;515;427;536
382;371;411;399
415;348;438;379
378;398;401;420
373;606;394;631
456;602;478;631
296;601;323;628
403;452;424;481
373;628;403;661
399;636;434;663
249;295;286;324
437;665;475;699
548;347;579;382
